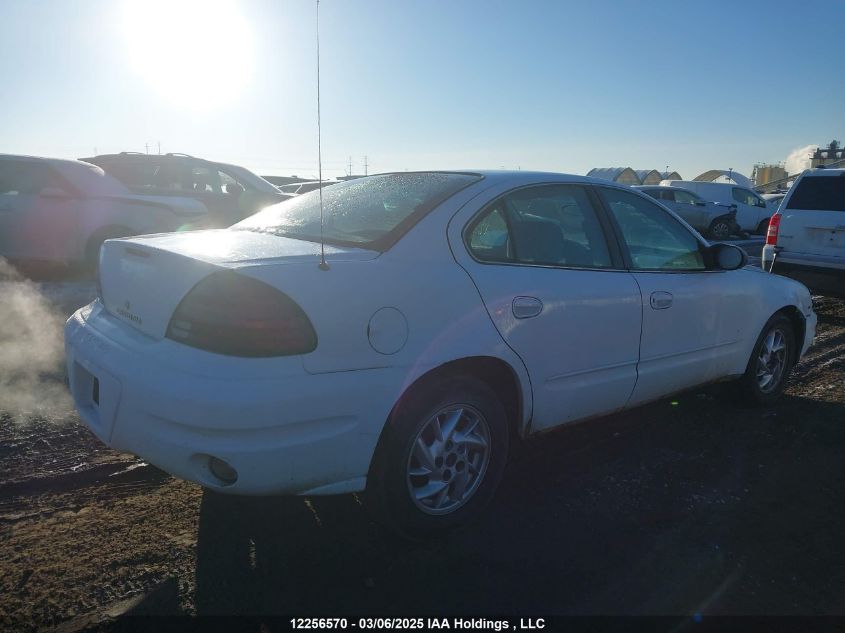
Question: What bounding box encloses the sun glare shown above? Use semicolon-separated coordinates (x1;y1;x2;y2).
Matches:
121;0;253;110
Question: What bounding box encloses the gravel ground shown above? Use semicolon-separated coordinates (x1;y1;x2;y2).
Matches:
0;281;843;630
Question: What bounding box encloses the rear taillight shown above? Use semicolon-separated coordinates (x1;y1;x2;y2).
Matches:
766;213;781;246
166;271;317;357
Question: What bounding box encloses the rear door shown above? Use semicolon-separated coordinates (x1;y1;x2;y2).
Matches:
457;183;642;432
778;172;845;261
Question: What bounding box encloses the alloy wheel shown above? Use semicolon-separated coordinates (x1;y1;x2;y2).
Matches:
406;404;491;515
756;327;788;393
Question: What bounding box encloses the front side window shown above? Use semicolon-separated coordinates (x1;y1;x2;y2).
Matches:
191;166;218;193
733;187;767;208
600;187;705;271
673;189;700;205
468;184;613;268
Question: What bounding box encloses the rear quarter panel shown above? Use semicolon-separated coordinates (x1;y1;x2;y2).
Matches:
239;179;534;430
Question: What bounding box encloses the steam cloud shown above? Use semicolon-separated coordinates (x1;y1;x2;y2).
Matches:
0;258;73;422
784;144;815;176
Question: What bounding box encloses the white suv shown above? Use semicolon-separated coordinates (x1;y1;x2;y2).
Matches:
762;168;845;298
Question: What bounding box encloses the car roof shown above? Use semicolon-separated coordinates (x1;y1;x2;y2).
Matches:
799;167;845;178
0;153;92;168
369;170;634;190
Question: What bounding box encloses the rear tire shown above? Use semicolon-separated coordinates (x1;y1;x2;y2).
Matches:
737;313;796;406
708;217;733;241
365;375;509;539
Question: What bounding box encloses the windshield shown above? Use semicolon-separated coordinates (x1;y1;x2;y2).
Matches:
220;164;283;195
234;172;482;249
786;175;845;212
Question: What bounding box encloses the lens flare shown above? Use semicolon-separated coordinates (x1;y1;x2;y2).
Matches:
121;0;253;110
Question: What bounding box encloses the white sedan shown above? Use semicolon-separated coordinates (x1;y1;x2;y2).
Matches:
65;171;816;536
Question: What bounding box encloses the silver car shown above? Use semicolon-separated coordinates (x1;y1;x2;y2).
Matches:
634;185;740;240
0;155;208;269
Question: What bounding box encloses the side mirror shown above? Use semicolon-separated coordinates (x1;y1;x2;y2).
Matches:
225;183;245;195
710;243;747;271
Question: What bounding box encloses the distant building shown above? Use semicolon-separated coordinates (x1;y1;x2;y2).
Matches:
751;164;788;192
811;140;844;168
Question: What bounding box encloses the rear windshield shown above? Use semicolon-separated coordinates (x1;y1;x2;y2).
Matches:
786;176;845;212
234;172;482;249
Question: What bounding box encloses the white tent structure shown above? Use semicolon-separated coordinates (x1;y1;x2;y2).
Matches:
634;169;663;185
692;169;753;189
586;167;642;185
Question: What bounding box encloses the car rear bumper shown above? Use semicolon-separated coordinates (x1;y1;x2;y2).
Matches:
762;248;845;298
64;302;398;496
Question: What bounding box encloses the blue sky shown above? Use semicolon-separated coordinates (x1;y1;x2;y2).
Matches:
1;0;842;180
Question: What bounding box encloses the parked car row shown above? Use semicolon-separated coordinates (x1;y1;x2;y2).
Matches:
658;180;778;235
633;185;740;240
65;170;817;537
0;152;290;269
0;155;207;268
80;152;290;225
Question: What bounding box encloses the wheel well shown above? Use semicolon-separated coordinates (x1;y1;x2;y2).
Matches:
776;306;805;361
370;357;525;476
410;357;524;439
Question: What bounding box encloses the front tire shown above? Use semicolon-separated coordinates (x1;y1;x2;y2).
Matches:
738;314;796;405
366;375;509;539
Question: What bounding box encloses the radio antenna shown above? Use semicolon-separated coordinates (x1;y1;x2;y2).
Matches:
316;0;329;271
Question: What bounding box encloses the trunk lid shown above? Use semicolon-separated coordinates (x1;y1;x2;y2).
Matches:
98;229;378;339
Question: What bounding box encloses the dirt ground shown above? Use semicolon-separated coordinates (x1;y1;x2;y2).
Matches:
0;287;843;630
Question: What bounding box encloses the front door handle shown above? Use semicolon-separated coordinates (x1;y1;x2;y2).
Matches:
650;291;673;310
512;296;543;319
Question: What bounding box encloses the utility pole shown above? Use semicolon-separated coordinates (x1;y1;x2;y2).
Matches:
145;143;150;155
363;155;368;176
157;141;161;155
347;156;352;176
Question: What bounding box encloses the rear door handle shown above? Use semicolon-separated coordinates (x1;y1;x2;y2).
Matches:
650;291;673;310
512;296;543;319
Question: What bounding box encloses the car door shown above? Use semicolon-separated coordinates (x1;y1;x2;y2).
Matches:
456;183;642;432
0;160;81;262
596;186;751;405
667;188;710;231
732;186;771;232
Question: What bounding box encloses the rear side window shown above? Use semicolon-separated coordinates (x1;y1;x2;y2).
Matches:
786;176;845;212
467;184;613;268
